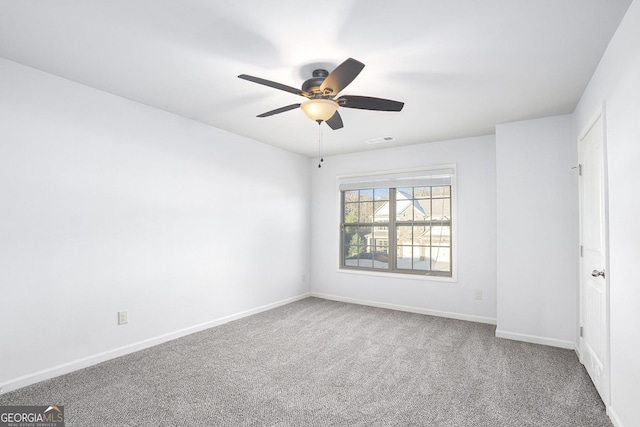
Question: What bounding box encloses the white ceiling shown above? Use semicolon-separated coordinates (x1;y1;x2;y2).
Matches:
0;0;632;157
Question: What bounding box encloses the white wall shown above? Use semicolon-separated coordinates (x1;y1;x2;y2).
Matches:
574;1;640;425
0;58;311;392
310;136;497;323
495;115;578;348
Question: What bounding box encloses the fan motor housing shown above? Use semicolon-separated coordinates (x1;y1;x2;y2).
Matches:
302;69;329;94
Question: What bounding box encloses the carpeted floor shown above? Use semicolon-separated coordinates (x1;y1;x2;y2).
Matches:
0;297;611;426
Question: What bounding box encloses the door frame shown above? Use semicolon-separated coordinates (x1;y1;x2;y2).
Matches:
577;105;611;406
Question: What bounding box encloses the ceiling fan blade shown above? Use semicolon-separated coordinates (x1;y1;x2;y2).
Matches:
325;111;344;130
257;103;301;118
337;95;404;112
319;58;365;96
238;74;308;97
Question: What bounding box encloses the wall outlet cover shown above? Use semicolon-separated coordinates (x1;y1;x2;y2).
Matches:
118;311;128;325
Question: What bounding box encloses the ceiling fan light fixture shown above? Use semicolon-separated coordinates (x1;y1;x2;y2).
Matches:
300;99;339;122
239;58;403;130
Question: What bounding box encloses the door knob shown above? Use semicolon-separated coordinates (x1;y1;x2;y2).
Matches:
591;269;605;278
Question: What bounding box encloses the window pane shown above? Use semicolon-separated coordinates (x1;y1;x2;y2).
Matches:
431;198;451;220
413;225;429;246
358;225;372;238
396;246;413;269
344;225;357;236
396;202;413;221
344;256;358;267
397;226;413;246
358;247;374;268
432;186;450;197
344;190;359;202
373;246;389;269
412;246;431;271
359;189;374;201
374;188;389;201
415;199;430;220
344;203;358;223
358;259;373;268
374;201;388;222
372;225;389;270
357;202;372;222
431;247;451;272
343;242;350;261
431;226;451;246
344;226;363;258
371;226;388;245
397;187;413;198
396;188;415;222
414;186;431;199
375;244;389;254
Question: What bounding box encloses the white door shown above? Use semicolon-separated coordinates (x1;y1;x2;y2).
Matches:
578;114;609;405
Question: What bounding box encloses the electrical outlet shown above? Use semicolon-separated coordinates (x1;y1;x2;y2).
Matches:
118;311;128;325
474;290;483;300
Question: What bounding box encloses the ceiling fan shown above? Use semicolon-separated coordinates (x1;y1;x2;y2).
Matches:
238;58;404;130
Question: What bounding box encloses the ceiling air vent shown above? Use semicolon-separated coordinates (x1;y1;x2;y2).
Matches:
364;136;395;145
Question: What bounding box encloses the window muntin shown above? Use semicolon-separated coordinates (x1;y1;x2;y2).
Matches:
340;181;452;277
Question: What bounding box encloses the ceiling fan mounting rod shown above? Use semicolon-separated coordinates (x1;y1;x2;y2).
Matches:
312;69;329;78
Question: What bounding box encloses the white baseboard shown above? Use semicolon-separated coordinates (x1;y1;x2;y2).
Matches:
574;341;582;360
0;292;311;395
311;292;497;325
495;329;574;349
607;405;624;427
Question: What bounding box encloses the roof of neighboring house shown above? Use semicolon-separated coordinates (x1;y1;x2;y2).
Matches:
372;191;427;221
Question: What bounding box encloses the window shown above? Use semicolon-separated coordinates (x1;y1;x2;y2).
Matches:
339;167;454;277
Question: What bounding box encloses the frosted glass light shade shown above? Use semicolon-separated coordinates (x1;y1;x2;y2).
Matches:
300;99;339;122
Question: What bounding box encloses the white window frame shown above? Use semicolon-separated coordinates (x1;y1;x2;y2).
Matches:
337;165;457;282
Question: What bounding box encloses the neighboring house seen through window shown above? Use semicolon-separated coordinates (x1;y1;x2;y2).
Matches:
339;167;454;277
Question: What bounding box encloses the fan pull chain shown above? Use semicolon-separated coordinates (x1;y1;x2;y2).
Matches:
317;121;324;168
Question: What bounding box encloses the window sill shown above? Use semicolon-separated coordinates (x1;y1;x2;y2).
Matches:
336;268;457;283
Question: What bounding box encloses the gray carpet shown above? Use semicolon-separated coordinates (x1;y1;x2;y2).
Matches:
0;297;611;426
